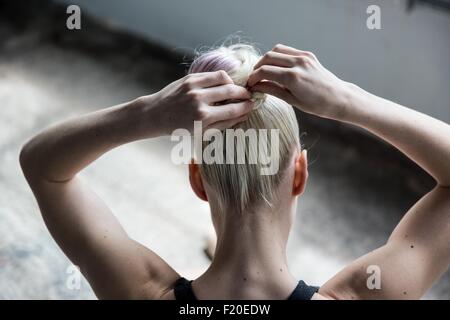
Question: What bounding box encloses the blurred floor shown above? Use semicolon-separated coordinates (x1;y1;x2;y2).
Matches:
0;0;448;299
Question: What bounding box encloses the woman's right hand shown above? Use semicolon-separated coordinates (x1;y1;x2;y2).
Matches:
248;44;353;120
138;71;254;137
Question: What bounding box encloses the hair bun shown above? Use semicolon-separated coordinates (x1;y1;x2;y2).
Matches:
189;44;266;110
250;91;267;110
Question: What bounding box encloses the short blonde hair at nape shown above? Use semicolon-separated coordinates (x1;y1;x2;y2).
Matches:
189;43;300;215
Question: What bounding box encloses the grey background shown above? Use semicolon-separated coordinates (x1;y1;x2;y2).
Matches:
56;0;450;123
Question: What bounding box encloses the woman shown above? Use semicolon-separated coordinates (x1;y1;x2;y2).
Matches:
20;43;450;300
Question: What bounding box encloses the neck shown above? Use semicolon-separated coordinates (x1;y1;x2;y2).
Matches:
201;206;296;288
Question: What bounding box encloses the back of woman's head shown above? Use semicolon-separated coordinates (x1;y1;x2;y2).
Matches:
189;43;300;215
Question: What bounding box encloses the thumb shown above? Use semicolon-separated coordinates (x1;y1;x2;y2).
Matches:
251;81;294;105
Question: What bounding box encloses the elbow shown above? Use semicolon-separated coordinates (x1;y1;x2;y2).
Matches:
19;140;33;179
20;135;71;184
19;137;40;183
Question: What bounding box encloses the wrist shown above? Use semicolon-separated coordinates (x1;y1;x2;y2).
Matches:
125;94;164;139
332;81;371;124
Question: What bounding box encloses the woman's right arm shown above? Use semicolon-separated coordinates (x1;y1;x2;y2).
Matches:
249;44;450;299
20;71;254;299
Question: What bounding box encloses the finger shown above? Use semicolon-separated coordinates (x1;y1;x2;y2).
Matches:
207;100;254;123
190;70;233;88
251;81;294;104
205;114;248;132
272;44;316;59
199;84;251;104
253;51;296;70
248;65;292;87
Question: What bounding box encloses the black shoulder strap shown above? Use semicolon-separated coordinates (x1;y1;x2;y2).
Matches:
174;277;318;300
174;277;198;301
287;280;320;300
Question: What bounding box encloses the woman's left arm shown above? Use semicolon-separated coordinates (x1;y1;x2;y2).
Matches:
20;71;253;299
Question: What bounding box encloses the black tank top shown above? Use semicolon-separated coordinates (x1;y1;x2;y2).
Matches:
174;277;319;300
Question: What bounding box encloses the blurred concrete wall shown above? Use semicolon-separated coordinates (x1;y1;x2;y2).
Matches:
55;0;450;123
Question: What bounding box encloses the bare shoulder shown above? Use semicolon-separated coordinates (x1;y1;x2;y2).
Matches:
312;292;334;300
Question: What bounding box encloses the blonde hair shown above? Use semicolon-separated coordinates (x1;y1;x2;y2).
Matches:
189;44;300;214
